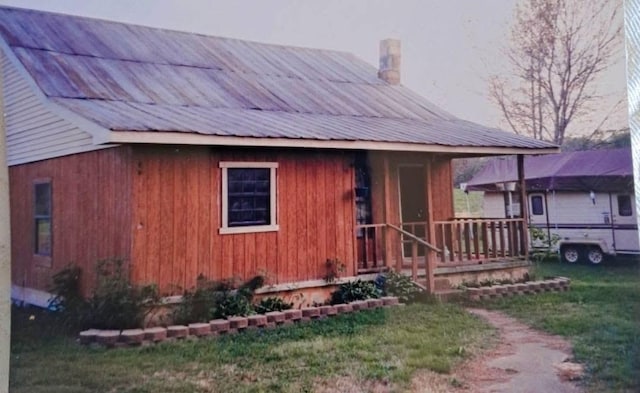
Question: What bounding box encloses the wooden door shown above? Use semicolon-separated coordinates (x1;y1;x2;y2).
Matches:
398;165;427;257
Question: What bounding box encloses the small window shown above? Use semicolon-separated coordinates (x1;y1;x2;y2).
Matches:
618;195;633;217
220;162;278;234
34;181;52;256
530;195;544;216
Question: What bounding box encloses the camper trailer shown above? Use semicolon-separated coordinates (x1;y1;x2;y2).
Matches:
467;148;638;264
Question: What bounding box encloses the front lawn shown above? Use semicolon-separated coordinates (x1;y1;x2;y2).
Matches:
10;303;493;392
483;258;640;392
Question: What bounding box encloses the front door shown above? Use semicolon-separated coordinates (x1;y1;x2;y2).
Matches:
398;165;427;257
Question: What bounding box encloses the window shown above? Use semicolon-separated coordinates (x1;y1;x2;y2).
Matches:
530;195;544;216
34;181;52;256
618;194;633;217
220;162;278;234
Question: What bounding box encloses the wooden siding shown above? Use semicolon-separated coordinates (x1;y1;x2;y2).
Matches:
1;50;104;166
9;147;132;294
130;146;356;293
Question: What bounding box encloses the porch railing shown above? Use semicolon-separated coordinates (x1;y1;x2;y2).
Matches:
355;217;527;277
434;218;527;266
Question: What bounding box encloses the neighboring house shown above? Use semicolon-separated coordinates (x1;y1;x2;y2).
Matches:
1;7;558;307
467;148;638;264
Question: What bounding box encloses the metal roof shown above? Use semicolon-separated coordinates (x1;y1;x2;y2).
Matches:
0;6;557;152
467;148;633;192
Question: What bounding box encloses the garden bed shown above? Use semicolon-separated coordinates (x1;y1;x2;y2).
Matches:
79;296;400;348
465;277;571;301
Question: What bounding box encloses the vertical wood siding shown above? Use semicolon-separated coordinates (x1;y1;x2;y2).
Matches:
130;146;356;293
9;147;132;294
2;51;105;166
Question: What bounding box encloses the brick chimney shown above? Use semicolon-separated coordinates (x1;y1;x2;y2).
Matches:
378;39;401;85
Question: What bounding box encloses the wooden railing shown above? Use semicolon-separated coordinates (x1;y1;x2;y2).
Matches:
355;223;387;273
434;218;527;265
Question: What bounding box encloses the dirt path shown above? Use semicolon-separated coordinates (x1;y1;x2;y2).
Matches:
420;308;584;393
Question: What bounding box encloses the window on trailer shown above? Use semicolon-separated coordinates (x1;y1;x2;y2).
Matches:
530;195;544;216
618;194;632;216
34;181;52;255
220;162;278;234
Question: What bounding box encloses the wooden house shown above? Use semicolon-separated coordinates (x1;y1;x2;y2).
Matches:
0;7;558;306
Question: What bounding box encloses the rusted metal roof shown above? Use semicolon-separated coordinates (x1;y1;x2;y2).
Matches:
0;6;557;151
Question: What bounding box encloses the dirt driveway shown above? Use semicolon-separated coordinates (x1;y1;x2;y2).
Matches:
412;308;584;393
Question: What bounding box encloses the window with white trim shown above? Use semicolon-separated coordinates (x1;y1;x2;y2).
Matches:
220;162;278;234
34;181;52;256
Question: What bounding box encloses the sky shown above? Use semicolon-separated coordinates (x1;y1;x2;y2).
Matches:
0;0;629;136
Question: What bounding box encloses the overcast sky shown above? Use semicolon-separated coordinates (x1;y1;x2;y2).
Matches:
0;0;628;136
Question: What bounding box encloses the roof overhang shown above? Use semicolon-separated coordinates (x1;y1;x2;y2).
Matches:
95;131;560;155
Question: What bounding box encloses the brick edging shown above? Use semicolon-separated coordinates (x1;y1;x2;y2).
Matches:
466;277;571;301
78;296;400;348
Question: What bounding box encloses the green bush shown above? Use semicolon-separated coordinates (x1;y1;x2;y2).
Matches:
84;259;159;330
382;270;422;303
171;275;219;325
49;259;159;330
48;264;85;328
330;279;380;305
254;297;293;314
173;275;266;322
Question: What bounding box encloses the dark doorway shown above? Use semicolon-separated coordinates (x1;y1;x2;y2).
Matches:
398;165;427;257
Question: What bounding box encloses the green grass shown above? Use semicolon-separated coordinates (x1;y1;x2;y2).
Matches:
482;258;640;392
10;303;494;393
453;189;483;217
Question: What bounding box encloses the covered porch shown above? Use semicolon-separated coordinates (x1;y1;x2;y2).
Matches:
354;151;531;293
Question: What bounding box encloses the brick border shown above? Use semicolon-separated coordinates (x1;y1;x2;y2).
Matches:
466;277;571;301
78;296;400;348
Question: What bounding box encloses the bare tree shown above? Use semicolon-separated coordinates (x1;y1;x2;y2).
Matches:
490;0;622;145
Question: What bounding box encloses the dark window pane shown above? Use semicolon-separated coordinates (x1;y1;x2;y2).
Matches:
35;183;51;216
227;168;272;227
34;182;52;256
618;195;632;216
530;195;544;216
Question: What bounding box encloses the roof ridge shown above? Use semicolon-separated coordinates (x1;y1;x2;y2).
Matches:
0;5;357;57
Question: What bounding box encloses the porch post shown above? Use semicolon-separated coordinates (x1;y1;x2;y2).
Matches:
424;158;435;293
517;155;529;258
382;154;394;270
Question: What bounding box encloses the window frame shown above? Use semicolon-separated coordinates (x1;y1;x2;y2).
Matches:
219;161;279;235
529;194;544;216
33;179;52;257
617;194;633;217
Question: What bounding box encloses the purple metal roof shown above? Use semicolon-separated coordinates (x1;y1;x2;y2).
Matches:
0;6;557;150
467;148;634;192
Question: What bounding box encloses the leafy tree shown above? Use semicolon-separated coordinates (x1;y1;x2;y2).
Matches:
490;0;622;145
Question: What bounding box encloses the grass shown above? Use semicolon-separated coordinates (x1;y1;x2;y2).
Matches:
10;303;494;393
453;189;483;217
482;258;640;392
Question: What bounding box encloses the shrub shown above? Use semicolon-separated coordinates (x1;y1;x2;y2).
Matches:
381;270;422;303
84;258;159;330
173;275;266;322
254;297;293;314
171;275;218;325
48;264;85;328
330;279;380;304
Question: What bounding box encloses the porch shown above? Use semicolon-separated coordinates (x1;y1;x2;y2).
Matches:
356;218;530;293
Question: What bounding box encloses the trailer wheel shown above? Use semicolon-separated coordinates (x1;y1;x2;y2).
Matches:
561;246;581;263
586;247;604;265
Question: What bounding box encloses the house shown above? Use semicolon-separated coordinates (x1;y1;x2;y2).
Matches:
466;148;637;264
1;6;558;307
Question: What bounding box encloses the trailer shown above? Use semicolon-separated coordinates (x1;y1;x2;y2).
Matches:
467;148;638;264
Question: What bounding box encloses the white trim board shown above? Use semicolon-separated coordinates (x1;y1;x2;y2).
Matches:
98;131;560;156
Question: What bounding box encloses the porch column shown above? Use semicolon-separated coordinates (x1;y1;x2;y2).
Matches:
517;155;529;258
424;159;435;293
381;154;395;270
